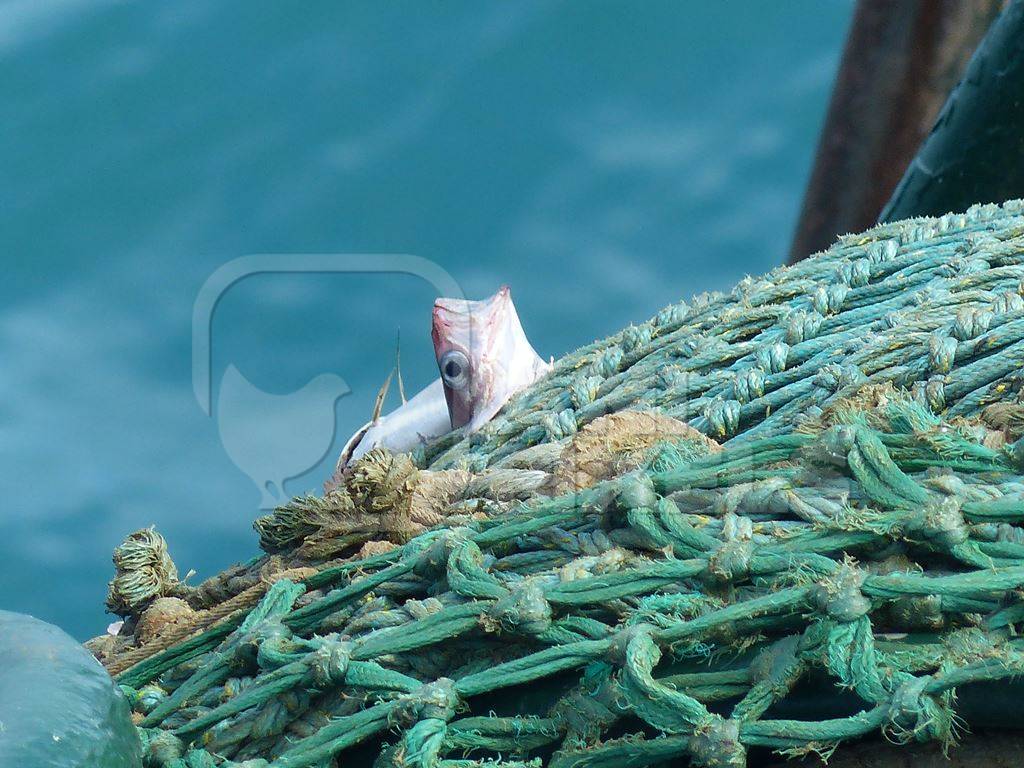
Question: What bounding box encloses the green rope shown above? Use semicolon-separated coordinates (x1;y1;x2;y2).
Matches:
117;201;1024;768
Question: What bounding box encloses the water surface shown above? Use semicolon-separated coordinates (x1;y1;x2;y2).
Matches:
0;1;852;638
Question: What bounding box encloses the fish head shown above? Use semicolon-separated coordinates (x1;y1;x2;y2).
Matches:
432;285;549;431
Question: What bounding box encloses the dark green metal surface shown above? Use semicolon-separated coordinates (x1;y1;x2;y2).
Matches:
789;0;1000;262
881;0;1024;222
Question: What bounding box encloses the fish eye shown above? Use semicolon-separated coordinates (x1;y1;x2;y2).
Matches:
440;350;470;389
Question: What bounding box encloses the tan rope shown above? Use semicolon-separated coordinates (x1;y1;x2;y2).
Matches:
105;565;318;676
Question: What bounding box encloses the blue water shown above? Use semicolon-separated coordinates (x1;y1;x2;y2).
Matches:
0;1;852;639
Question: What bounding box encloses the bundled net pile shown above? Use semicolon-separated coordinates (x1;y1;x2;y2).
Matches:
97;201;1024;768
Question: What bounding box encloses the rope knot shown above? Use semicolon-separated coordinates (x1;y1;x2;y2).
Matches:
785;310;823;344
732;368;765;404
655;300;689;328
952;307;993;341
886;676;950;744
816;424;858;467
992;290;1024;314
391;678;461;726
704;398;740;439
911;376;946;413
254;626;302;671
132;684;166;715
812;562;869;622
621;323;654;354
706;514;753;583
811;282;849;316
889;594;945;631
588;347;623;379
607;622;655;665
542;408;578;440
910;496;968;549
482;579;553;636
720;477;790;516
232;617;291;672
412;528;472;580
568;375;603;408
839;258;871;287
551;675;623;742
755;341;789;373
865;239;898;263
747;635;800;686
689;715;746;768
615;474;658;514
928;332;957;374
813;364;865;394
657;366;692;390
308;636;353;688
140;728;186;764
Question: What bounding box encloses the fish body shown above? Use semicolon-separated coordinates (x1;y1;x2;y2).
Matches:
338;286;550;467
341;378;450;464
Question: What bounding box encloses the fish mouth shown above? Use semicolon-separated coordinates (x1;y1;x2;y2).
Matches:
432;285;511;333
431;286;513;429
431;285;512;371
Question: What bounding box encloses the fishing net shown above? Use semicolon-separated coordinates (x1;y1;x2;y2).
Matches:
93;200;1024;767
